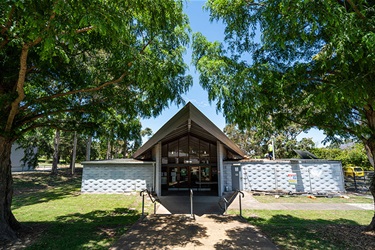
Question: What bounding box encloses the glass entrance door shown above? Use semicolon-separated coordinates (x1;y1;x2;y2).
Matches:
164;165;218;194
168;166;189;190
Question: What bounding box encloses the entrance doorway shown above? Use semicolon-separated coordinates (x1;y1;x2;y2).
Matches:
161;165;218;195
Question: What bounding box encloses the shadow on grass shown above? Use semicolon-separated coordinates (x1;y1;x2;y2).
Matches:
12;172;82;210
23;208;140;250
245;214;373;249
111;215;208;249
214;226;274;250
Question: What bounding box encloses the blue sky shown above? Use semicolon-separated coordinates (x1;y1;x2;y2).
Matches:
141;0;326;147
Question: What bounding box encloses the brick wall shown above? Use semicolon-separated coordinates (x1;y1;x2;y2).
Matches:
81;164;154;193
224;160;345;193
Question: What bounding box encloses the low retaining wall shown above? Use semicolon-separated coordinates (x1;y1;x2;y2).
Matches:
224;160;345;193
81;159;154;194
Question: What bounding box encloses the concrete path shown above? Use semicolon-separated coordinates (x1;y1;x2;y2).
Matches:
228;192;374;211
110;214;278;250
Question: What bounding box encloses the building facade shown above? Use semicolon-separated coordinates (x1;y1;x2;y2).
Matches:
81;103;345;195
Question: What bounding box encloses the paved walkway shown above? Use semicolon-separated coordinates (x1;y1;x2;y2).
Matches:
110;214;277;250
228;193;374;211
111;192;373;249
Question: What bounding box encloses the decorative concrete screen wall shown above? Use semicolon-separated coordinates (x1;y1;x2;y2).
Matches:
81;159;154;194
224;160;345;193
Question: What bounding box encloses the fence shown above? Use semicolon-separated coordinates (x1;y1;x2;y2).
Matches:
344;171;374;194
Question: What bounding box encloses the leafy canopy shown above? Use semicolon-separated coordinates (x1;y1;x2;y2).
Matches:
1;0;192;140
192;0;375;149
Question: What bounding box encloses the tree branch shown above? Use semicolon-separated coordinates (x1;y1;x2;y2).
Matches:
75;26;94;34
0;5;15;48
21;35;155;109
5;44;29;132
245;0;266;7
346;0;366;19
29;71;130;104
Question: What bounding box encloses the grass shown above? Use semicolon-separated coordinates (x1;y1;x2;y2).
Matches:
244;194;375;249
252;194;374;203
236;209;375;249
11;170;151;249
9;171;375;249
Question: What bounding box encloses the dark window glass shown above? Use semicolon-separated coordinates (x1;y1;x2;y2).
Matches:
189;136;200;164
179;136;188;163
168;140;178;164
162;144;168;157
200;140;210;164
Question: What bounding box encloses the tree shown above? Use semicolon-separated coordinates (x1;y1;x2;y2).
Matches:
16;127;55;169
224;124;265;157
192;0;375;230
0;0;192;240
312;143;374;170
51;129;60;175
223;123;312;159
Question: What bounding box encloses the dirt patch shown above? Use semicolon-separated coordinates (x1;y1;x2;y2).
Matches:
320;224;375;250
0;223;48;250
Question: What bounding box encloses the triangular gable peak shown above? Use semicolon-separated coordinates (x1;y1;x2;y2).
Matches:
133;102;245;160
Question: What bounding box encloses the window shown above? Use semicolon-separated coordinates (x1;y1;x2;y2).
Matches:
162;135;217;164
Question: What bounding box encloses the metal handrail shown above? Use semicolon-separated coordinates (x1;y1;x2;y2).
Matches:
190;189;195;219
140;189;158;217
220;189;245;217
238;190;245;218
223;197;228;215
220;190;238;212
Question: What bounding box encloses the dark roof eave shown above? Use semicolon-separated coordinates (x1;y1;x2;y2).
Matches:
133;102;245;159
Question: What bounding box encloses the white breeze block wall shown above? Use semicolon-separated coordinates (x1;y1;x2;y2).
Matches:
81;164;154;194
225;160;345;193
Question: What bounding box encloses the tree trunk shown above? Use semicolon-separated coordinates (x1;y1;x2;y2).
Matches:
51;129;60;175
0;137;22;241
71;131;77;175
123;140;128;158
106;139;111;160
367;173;375;231
86;135;92;161
364;136;375;231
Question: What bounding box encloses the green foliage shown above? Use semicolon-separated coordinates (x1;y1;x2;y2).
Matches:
1;0;192;140
224;124;314;159
192;0;375;167
312;143;373;170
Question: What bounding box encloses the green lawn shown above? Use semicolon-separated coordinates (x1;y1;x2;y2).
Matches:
252;194;373;203
237;209;375;249
11;171;151;249
10;171;375;249
237;194;375;249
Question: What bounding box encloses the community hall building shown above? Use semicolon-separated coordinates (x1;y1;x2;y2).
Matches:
81;103;345;196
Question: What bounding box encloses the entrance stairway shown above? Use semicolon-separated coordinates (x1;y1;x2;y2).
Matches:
156;195;223;215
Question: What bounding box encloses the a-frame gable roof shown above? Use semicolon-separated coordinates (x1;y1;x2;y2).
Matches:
133;102;245;159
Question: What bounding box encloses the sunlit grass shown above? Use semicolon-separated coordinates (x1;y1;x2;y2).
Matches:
252;194;374;204
231;209;374;249
12;171;149;249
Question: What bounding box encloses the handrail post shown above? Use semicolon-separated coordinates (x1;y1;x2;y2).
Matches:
140;189;146;217
238;190;245;218
190;189;194;219
154;201;156;215
223;198;228;215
